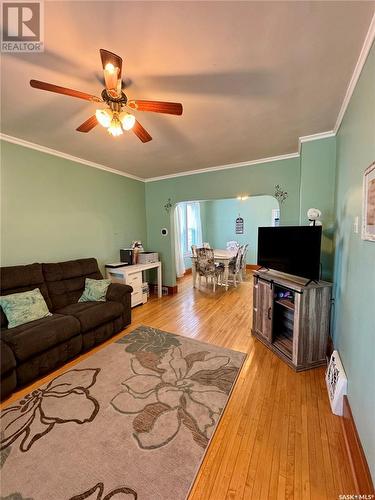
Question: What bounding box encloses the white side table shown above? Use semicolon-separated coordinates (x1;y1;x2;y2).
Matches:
105;262;162;307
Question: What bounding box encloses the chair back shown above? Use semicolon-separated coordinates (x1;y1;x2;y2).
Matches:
203;242;211;249
233;247;243;273
191;245;197;257
240;244;249;270
196;248;215;274
226;240;239;251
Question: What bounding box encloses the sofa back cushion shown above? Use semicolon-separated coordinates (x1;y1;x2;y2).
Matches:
43;258;102;310
0;263;52;328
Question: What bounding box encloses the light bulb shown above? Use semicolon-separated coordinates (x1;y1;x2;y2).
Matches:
119;112;136;131
104;63;116;74
107;113;123;137
95;109;112;128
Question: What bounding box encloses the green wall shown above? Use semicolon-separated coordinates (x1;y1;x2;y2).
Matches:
0;141;147;272
146;157;301;286
299;137;337;280
333;43;375;479
203;196;279;264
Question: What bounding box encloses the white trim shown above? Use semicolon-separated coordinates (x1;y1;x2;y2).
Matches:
333;13;375;134
298;130;336;153
145;152;300;182
0;133;144;182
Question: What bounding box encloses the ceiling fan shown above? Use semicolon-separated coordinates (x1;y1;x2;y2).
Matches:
29;49;183;142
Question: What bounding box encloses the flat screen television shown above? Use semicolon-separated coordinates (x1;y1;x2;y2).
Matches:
257;226;322;281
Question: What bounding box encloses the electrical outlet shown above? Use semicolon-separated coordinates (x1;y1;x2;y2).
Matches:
353;216;359;234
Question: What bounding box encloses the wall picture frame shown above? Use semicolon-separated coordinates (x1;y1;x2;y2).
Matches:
362;161;375;242
235;216;244;234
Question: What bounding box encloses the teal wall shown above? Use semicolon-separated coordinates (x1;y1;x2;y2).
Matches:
333;43;375;479
146;157;301;286
299;137;337;280
203;196;279;264
0;141;147;272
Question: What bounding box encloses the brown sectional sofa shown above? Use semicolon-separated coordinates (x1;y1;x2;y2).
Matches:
0;258;132;400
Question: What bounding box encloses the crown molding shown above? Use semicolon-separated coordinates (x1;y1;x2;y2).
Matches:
333;13;375;134
0;133;144;182
145;152;300;182
298;130;336;153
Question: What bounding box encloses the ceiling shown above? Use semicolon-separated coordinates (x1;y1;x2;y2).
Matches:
1;1;374;179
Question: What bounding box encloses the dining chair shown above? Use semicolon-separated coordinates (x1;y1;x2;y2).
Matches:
203;242;211;248
226;240;239;251
227;246;244;287
191;245;197;257
195;248;223;292
241;244;249;279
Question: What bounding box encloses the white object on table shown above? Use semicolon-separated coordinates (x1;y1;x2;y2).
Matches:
191;249;237;291
106;262;162;307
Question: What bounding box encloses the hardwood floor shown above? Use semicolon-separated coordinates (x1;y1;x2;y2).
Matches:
2;274;355;499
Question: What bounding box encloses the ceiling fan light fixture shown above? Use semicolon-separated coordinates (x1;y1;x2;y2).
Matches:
119;112;136;131
95;109;112;128
107;113;123;137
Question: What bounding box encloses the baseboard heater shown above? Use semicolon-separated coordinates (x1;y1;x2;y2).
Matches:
326;350;348;416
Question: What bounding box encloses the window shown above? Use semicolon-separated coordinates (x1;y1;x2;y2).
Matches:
178;202;202;255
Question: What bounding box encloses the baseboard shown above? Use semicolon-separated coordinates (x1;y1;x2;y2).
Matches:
341;395;374;494
246;264;260;270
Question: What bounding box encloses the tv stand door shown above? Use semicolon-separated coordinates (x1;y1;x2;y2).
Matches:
253;280;273;342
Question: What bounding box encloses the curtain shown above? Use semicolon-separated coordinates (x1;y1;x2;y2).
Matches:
174;204;186;278
190;202;203;247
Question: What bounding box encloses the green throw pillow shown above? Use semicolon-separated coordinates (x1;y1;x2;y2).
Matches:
0;288;52;329
78;278;111;302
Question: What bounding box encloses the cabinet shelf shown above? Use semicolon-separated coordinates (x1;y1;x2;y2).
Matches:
275;299;295;311
273;335;293;359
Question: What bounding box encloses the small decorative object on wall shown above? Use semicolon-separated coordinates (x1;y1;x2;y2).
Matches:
362;161;375;242
307;208;322;226
164;198;173;213
235;215;244;234
272;208;280;226
274;184;288;204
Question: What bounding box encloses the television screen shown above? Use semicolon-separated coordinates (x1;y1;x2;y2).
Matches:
257;226;322;280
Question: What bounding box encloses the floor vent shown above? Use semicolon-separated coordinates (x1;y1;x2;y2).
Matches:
325;350;347;416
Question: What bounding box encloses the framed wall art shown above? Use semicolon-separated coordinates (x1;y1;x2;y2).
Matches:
362;161;375;242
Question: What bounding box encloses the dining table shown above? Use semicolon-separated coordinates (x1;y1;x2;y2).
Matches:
191;248;237;291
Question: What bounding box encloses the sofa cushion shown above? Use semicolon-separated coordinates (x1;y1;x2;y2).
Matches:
0;263;52;328
79;278;111;302
0;288;52;329
0;340;16;375
43;258;102;310
56;301;123;333
1;314;81;363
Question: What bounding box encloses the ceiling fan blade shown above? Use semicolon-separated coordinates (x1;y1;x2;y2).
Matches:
30;80;101;102
132;120;152;143
128;100;183;115
100;49;122;94
76;115;98;133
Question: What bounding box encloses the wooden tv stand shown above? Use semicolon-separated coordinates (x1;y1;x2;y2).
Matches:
251;269;332;371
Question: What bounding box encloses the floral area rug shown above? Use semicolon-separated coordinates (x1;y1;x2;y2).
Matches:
0;326;246;500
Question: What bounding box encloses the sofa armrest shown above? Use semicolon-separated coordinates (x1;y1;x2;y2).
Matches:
106;283;133;304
